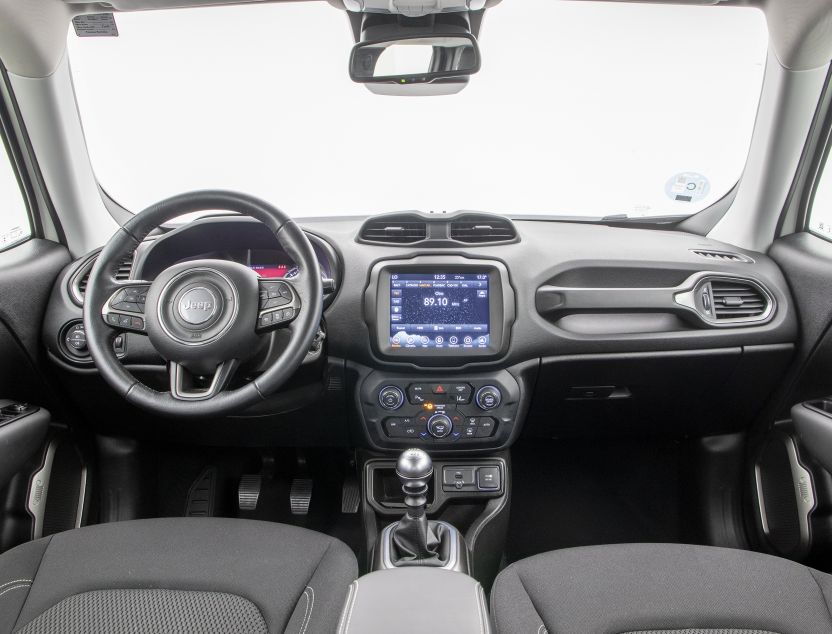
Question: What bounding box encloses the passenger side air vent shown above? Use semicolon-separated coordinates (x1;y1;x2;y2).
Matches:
710;279;768;320
691;249;753;263
72;252;135;303
359;215;427;244
449;215;517;244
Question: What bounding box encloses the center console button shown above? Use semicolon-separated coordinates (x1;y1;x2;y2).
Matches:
477;466;501;491
475;418;497;437
407;384;431;404
450;383;473;403
379;386;405;410
442;467;476;486
427;414;453;439
476;386;502;411
462;425;478;438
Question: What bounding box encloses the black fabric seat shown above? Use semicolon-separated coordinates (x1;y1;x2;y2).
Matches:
491;543;832;634
0;518;357;633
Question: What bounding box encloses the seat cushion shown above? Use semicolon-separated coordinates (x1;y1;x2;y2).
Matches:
491;543;832;634
0;517;357;634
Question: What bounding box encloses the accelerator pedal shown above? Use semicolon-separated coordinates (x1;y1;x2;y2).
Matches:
238;474;262;512
290;478;314;515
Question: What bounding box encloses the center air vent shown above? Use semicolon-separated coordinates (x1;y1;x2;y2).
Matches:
710;279;769;321
71;252;135;304
450;215;517;244
359;215;427;244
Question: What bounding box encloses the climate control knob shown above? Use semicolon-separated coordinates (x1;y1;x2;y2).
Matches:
476;386;502;411
427;414;453;439
378;386;404;411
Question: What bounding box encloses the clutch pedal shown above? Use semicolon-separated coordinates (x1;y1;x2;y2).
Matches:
290;478;313;515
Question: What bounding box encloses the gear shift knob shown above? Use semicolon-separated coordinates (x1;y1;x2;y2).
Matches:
396;448;433;489
396;448;432;518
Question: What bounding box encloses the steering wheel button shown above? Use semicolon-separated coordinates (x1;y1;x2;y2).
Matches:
106;314;120;325
281;308;295;321
278;285;292;299
131;317;145;330
259;313;274;326
118;315;132;327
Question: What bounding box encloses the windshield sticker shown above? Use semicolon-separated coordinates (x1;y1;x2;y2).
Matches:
666;172;710;203
72;14;119;38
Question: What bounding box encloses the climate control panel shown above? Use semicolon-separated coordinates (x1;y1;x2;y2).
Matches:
359;371;522;451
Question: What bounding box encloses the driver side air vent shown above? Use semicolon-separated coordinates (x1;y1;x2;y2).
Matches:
450;215;517;244
72;252;135;303
710;279;769;321
359;215;427;244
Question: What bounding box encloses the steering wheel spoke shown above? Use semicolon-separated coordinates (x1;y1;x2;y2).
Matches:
256;278;301;332
169;359;239;401
102;281;151;334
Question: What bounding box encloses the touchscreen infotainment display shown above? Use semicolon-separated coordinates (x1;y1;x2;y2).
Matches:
389;272;490;349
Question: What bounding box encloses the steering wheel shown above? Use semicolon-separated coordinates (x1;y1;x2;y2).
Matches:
82;191;323;418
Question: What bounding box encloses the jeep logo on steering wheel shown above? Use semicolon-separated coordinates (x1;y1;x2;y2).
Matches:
177;287;219;325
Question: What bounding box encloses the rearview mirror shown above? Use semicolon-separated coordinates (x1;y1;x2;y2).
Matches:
350;34;480;85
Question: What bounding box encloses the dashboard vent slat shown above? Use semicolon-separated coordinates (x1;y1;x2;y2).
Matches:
450;215;517;244
359;216;427;244
710;279;768;321
691;249;752;263
77;253;135;296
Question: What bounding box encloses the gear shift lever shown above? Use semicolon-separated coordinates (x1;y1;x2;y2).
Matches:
396;448;433;520
387;448;453;567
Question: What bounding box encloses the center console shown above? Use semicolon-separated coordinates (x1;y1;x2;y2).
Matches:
355;256;521;605
359;370;522;450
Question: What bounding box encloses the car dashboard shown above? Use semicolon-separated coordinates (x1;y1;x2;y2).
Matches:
41;211;798;449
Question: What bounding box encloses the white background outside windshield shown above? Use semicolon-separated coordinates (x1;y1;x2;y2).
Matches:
68;1;768;218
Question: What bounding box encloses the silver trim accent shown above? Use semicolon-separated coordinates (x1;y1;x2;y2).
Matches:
158;268;239;346
27;440;57;539
169;359;238;400
26;439;87;539
755;435;816;551
379;520;459;570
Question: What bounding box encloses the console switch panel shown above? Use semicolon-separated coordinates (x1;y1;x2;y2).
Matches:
442;465;502;492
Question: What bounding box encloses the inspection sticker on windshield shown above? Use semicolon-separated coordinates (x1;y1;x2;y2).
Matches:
665;172;709;203
72;14;119;37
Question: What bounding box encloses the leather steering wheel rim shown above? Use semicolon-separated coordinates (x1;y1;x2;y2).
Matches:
82;190;323;418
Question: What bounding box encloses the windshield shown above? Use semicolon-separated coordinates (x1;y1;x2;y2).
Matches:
67;1;768;220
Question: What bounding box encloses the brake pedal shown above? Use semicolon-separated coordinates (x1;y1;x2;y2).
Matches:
238;474;262;511
341;475;360;514
290;478;313;515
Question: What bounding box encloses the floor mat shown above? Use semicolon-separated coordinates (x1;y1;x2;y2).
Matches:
506;438;685;563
